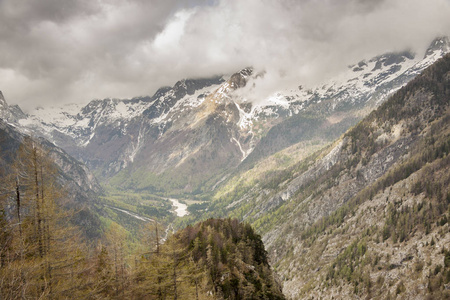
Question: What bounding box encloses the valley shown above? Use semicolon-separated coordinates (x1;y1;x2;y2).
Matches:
7;38;448;200
1;35;450;299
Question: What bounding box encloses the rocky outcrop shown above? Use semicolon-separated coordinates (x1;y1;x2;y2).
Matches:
0;90;27;123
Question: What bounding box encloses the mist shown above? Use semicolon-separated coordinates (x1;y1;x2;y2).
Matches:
1;0;449;111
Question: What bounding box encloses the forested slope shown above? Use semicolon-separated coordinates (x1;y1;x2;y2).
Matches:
184;53;450;299
265;52;450;299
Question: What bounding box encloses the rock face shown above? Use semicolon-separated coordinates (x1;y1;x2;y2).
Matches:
0;91;26;123
206;53;450;299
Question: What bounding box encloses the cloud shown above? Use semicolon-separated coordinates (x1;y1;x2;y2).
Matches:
1;0;449;111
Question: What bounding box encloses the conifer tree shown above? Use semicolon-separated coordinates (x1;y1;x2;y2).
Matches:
0;137;90;299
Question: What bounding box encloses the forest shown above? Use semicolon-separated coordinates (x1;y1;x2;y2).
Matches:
0;137;283;299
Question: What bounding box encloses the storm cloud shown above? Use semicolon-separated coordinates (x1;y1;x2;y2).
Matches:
1;0;449;110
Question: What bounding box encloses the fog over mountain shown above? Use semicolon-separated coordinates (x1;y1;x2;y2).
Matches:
1;0;450;111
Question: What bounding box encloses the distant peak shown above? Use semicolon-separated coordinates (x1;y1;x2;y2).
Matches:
430;36;449;47
173;76;225;98
424;36;450;59
0;91;26;122
229;67;253;89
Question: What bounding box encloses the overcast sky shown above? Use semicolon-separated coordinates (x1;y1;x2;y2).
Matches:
1;0;450;111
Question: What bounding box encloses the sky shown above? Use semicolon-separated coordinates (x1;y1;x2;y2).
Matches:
1;0;450;111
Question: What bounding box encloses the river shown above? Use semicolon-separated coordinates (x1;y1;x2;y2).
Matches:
169;198;188;217
107;205;154;222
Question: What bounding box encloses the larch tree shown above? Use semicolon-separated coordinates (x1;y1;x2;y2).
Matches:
0;137;90;299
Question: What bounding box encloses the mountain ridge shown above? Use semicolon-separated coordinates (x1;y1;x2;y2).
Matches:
1;38;448;197
199;52;450;299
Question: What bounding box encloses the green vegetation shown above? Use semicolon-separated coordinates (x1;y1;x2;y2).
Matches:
326;239;370;291
99;189;173;218
109;161;233;199
276;54;450;298
175;53;450;299
170;218;285;299
93;187;175;242
0;138;283;298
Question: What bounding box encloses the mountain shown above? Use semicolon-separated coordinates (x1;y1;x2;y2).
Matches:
198;53;450;298
1;94;183;243
1;37;449;298
240;37;450;168
5;37;449;197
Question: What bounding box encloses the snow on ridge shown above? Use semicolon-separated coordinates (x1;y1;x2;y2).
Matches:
266;93;290;108
151;82;223;125
29;104;80;127
254;44;448;114
235;102;254;129
20;97;156;147
13;40;449;150
104;100;150;121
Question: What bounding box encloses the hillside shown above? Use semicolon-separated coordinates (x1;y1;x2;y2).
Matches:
189;53;450;298
0;213;283;299
272;52;450;299
0;119;103;238
135;218;285;299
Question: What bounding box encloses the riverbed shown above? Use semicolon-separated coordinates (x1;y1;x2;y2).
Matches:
169;198;188;217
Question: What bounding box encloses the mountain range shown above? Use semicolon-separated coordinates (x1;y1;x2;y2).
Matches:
1;37;448;198
1;37;450;299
